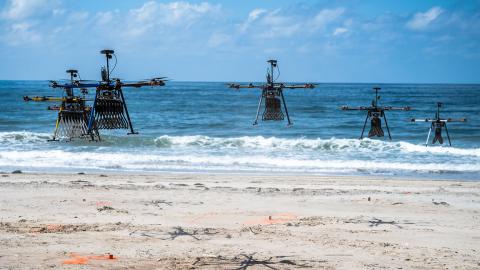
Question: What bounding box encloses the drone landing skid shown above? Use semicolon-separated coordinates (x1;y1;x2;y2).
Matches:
253;89;292;126
360;112;392;140
425;122;451;147
263;96;284;121
368;117;384;138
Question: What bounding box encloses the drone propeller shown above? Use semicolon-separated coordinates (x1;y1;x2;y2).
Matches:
227;83;257;89
138;77;169;83
226;83;238;88
49;80;59;88
282;83;316;89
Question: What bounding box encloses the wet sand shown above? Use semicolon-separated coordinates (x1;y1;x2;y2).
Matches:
0;173;479;269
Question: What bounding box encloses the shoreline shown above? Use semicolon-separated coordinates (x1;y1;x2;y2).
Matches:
2;169;479;182
1;172;479;269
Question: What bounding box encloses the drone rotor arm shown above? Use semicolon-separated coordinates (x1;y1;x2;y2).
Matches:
410;118;435;122
227;83;262;89
282;83;316;89
340;106;371;111
382;106;411;111
446;118;467;122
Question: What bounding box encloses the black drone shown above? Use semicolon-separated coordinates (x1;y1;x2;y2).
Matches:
411;102;467;146
341;87;411;140
24;49;167;141
228;60;315;126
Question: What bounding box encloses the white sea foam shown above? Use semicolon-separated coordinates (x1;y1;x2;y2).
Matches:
0;131;51;144
0;149;478;175
153;135;480;157
1;133;479;176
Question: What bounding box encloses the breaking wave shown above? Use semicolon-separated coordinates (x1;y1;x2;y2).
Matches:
0;133;479;178
0;149;478;175
153;135;480;157
0;131;51;145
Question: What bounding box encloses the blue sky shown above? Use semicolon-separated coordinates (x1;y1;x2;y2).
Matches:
0;0;479;83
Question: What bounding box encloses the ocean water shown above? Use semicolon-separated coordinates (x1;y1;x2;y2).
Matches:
0;81;479;180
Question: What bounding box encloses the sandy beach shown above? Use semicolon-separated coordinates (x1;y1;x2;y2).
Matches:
0;172;479;269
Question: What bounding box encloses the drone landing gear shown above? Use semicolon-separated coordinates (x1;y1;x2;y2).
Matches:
280;90;292;126
253;90;292;126
360;111;392;140
426;122;451;146
253;92;263;126
90;89;137;134
51;110;100;141
263;96;284;121
368;116;384;138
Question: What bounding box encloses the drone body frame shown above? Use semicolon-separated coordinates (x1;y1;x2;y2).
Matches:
228;60;315;126
341;87;411;140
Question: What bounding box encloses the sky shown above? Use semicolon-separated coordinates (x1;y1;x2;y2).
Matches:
0;0;479;83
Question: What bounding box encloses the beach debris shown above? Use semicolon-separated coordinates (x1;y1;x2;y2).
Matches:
411;102;466;146
62;253;116;265
149;199;173;209
23;49;167;141
11;170;22;174
367;218;414;229
96;205;128;214
228;60;315;126
432;201;450;206
341;87;411;140
97;206;115;212
191;253;321;268
155;226;221;241
70;180;93;187
164;226;200;240
368;218;401;228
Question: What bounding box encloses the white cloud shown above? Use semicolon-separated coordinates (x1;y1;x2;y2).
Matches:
239;8;266;32
2;22;41;45
333;27;348;36
1;0;54;20
407;7;443;30
310;7;345;30
239;9;302;39
95;11;114;25
126;1;221;37
208;32;230;47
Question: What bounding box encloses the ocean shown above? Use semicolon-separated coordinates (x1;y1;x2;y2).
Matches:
0;81;479;180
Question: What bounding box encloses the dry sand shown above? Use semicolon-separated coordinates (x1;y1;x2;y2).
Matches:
0;172;479;269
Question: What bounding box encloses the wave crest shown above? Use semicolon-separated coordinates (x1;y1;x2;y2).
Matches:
0;131;51;144
153;135;480;157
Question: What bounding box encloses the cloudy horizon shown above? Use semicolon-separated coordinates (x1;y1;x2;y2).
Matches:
0;0;479;83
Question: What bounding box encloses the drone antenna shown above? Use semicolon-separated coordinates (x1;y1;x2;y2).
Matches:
66;69;78;82
436;102;443;119
267;59;277;85
100;49;115;82
373;87;381;107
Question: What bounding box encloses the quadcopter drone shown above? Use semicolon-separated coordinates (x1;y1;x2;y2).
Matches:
228;60;315;126
341;87;411;140
411;102;467;146
23;49;167;141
